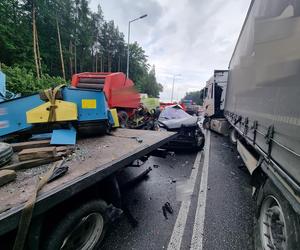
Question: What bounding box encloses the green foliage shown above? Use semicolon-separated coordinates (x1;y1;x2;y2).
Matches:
136;66;163;98
1;64;66;95
182;90;204;105
128;43;163;98
0;0;161;97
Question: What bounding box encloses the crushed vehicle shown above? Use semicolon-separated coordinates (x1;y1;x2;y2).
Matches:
126;105;160;130
156;105;204;150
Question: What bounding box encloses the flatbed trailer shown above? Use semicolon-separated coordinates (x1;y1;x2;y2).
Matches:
0;129;176;250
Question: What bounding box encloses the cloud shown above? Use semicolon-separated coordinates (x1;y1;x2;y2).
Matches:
90;0;250;101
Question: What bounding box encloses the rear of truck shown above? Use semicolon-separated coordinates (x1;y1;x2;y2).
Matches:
202;70;230;134
224;0;300;249
203;70;228;118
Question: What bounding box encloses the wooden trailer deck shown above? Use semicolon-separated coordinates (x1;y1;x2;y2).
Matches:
0;129;176;235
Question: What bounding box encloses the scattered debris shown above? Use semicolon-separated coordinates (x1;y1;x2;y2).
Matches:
162;202;174;219
162;205;168;220
2;157;62;171
135;137;143;143
129;159;147;168
48;165;69;183
169;177;177;184
0;170;16;187
164;202;173;214
110;135;143;143
18;146;72;161
11;140;51;152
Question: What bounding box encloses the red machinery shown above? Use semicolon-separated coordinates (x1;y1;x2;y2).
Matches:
71;72;141;111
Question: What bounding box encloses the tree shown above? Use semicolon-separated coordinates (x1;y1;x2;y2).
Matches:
0;0;162;97
138;66;163;98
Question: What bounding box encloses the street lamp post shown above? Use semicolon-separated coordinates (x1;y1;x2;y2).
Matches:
126;14;148;78
171;74;181;102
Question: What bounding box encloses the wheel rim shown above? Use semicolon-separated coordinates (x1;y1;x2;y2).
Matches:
60;212;104;250
259;195;287;250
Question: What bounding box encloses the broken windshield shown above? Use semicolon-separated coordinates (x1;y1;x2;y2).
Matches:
159;106;191;120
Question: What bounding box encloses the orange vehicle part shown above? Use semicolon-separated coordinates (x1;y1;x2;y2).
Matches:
71;72;140;110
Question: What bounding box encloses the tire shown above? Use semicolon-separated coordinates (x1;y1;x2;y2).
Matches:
195;132;205;151
117;111;128;128
44;200;109;250
254;180;300;250
0;142;13;167
229;128;238;145
202;117;210;130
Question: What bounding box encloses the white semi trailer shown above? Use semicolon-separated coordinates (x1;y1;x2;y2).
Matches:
203;1;300;249
224;1;300;249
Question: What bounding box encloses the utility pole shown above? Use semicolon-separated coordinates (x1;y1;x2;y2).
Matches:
126;14;148;78
171;74;181;102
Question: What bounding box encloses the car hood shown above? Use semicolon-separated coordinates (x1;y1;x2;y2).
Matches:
159;116;198;130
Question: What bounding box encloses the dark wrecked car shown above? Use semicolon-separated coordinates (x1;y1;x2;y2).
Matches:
156;105;204;150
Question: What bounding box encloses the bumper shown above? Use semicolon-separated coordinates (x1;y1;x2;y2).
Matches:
163;134;200;149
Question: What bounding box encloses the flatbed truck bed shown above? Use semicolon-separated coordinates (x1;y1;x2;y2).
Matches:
0;129;176;249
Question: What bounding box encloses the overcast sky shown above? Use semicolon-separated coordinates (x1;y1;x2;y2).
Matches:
90;0;250;102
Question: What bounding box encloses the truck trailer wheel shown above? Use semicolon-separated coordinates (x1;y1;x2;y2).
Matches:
195;132;205;151
202;117;210;130
254;180;300;250
229;128;238;145
44;200;109;250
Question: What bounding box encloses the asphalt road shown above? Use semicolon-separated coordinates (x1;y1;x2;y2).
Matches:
101;130;255;250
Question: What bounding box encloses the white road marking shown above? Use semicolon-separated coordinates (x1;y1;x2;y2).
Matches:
167;150;203;250
190;130;211;250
